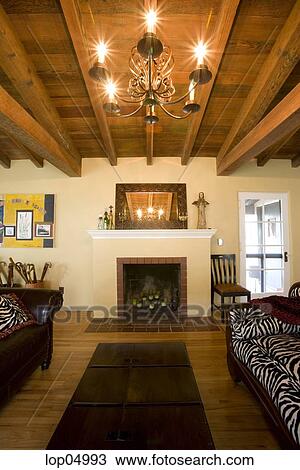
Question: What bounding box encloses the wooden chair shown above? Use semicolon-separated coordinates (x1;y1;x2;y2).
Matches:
288;282;300;298
211;254;251;320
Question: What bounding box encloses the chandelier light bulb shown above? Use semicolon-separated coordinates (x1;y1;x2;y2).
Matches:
189;81;195;101
106;81;116;100
147;206;154;215
146;10;157;33
137;208;143;219
195;41;207;65
97;42;107;64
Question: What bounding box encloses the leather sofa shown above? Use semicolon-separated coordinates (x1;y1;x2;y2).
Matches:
0;287;63;405
226;289;300;449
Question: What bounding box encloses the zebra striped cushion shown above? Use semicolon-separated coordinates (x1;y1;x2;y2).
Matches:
229;305;281;340
232;334;300;445
230;305;300;340
0;293;36;339
281;322;300;335
248;346;300;446
255;334;300;383
231;337;261;364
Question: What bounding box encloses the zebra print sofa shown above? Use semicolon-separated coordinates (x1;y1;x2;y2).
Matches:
227;302;300;449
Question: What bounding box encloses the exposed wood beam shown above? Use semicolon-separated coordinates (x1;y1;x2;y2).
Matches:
59;0;117;166
144;0;156;165
291;154;300;168
0;154;10;169
257;128;299;166
217;0;300;168
0;85;81;177
6;134;44;168
146;124;154;165
217;84;300;175
0;5;81;164
181;0;240;165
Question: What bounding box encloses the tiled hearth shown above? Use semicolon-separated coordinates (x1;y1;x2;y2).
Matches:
85;317;221;333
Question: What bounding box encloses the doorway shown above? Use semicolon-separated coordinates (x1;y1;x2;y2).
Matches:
239;192;290;297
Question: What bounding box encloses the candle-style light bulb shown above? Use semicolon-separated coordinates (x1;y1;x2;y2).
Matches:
146;10;157;33
97;42;107;64
106;81;116;101
137;208;143;220
189;80;195;101
195;41;207;66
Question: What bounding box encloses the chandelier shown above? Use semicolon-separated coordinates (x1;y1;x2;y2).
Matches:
88;10;212;123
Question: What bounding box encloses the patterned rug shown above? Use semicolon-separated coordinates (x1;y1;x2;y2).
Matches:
85;316;221;333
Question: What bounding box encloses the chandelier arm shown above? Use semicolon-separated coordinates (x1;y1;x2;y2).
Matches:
158;103;192;120
117;104;144;118
154;87;175;99
115;93;144;104
154;81;198;106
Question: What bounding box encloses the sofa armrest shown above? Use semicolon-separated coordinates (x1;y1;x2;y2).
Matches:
288;282;300;298
228;302;283;340
0;287;63;324
226;303;252;348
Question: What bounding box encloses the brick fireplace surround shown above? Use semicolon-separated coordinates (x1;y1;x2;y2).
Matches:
117;257;187;315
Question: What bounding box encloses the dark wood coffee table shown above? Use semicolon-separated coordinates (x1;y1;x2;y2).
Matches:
47;342;215;449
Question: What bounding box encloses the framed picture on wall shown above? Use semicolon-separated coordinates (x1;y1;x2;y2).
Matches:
35;222;54;238
4;225;15;237
16;210;33;240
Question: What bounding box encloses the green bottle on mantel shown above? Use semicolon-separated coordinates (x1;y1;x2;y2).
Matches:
103;211;109;230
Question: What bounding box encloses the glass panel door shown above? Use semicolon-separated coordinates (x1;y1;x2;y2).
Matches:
239;193;289;297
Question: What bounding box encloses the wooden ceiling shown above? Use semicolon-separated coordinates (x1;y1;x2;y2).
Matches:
0;0;299;176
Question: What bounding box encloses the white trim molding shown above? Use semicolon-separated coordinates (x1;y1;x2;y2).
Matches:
88;229;217;240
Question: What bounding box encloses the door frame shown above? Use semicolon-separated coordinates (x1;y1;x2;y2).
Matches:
238;192;290;297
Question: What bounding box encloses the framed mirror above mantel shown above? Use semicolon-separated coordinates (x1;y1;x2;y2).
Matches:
115;183;188;229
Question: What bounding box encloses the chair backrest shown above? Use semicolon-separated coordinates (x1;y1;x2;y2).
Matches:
288;282;300;298
211;254;237;286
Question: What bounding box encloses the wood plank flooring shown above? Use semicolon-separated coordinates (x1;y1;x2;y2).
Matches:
0;312;281;450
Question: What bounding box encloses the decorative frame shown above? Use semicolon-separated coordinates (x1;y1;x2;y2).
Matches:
115;183;187;229
16;210;33;240
0;194;55;248
4;225;15;237
35;222;54;238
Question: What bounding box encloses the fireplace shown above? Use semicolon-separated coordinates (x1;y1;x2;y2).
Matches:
117;257;187;316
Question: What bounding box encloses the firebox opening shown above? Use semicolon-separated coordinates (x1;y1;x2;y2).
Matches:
123;263;181;314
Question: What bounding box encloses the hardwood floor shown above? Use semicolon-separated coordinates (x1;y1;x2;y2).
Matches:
0;312;281;450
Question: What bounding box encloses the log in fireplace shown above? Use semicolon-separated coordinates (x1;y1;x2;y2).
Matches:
117;257;187;316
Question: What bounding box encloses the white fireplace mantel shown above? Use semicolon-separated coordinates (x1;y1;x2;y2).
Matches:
88;228;216;314
88;229;216;239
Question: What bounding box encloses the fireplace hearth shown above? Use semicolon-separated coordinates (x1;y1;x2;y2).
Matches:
117;257;187;316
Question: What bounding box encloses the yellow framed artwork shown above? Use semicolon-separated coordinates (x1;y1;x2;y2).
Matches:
0;194;55;248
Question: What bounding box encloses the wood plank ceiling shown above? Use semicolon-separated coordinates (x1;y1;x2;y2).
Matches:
0;0;299;175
